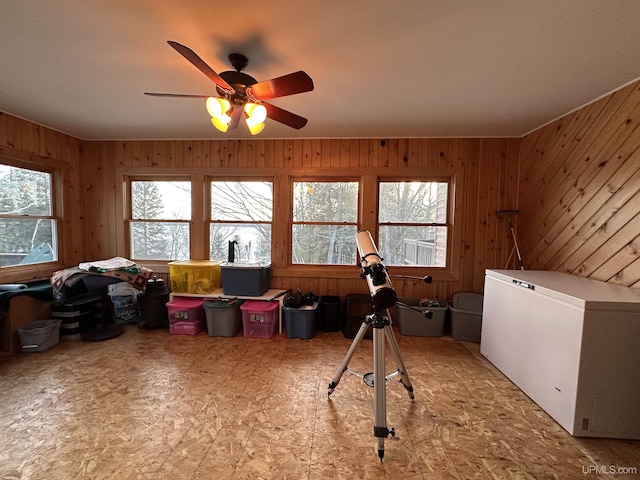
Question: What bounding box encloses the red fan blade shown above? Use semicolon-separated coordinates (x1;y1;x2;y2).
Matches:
247;71;313;100
263;102;308;129
167;41;234;94
144;93;210;98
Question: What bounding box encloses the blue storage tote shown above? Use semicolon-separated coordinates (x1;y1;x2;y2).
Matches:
221;263;271;296
284;302;318;339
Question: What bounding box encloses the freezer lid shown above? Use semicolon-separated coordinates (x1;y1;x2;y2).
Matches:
486;269;640;311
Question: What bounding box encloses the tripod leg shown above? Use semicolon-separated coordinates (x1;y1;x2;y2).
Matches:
373;324;387;460
328;319;370;396
384;324;415;401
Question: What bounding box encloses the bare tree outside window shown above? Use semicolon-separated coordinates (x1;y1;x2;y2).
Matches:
378;181;448;267
209;181;273;263
130;180;191;260
0;164;57;267
292;181;358;265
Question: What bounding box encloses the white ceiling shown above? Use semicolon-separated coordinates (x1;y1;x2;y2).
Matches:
1;1;640;141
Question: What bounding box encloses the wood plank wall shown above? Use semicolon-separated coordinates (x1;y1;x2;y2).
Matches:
4;77;639;300
0;112;83;283
518;79;640;289
0;111;519;299
80;137;521;301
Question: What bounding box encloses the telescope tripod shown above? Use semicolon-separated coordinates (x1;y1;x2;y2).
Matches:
327;306;415;461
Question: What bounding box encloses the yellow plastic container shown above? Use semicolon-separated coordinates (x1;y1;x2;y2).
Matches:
168;260;221;294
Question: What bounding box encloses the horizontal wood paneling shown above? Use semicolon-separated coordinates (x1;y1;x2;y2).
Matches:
519;79;640;289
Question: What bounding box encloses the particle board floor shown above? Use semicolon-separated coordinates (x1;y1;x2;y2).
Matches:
1;325;639;479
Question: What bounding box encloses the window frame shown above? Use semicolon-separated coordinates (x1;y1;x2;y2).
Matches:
290;177;361;266
206;177;275;263
116;166;462;282
123;174;194;262
284;170;461;280
377;178;451;268
0;155;64;279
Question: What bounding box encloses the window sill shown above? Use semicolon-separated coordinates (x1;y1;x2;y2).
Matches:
272;264;458;281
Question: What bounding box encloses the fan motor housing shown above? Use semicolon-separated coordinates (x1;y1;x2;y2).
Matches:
218;71;258;106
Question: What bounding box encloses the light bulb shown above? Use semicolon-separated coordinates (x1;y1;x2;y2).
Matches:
206;97;231;118
211;116;229;132
245;117;265;135
244;103;267;123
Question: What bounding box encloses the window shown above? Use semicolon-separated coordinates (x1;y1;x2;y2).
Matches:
129;180;191;260
209;181;273;263
292;181;359;265
378;181;448;267
0;164;58;267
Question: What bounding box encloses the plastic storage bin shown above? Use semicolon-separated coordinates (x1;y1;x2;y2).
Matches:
168;260;221;294
319;295;341;331
449;292;484;342
240;300;279;338
18;319;61;352
284;302;318;339
396;298;447;337
203;299;243;337
166;297;205;335
221;263;271;296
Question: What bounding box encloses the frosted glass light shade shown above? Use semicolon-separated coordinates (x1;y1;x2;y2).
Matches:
211;116;230;132
245;117;265;135
244;103;267;123
206;97;231;118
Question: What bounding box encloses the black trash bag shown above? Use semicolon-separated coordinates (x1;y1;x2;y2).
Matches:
284;289;318;308
418;297;444;308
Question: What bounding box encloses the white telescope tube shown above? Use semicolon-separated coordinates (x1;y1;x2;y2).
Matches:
356;230;398;309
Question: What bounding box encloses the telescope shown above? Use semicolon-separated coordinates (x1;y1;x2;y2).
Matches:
356;230;397;309
357;230;434;315
331;230;433;460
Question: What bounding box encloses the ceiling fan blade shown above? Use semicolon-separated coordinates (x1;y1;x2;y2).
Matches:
247;71;314;100
263;102;308;129
144;92;211;98
167;40;235;94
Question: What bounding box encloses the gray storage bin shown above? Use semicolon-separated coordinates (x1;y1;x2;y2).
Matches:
449;292;483;342
18;319;61;352
203;299;243;337
396;297;447;337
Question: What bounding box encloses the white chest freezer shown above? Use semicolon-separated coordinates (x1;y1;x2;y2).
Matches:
481;269;640;439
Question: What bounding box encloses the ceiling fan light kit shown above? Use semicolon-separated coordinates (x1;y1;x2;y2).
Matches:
145;41;314;135
205;97;230;119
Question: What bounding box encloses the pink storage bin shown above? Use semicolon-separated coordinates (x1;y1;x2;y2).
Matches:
167;297;205;335
240;300;279;338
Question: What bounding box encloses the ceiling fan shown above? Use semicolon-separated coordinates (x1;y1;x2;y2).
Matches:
145;41;314;134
